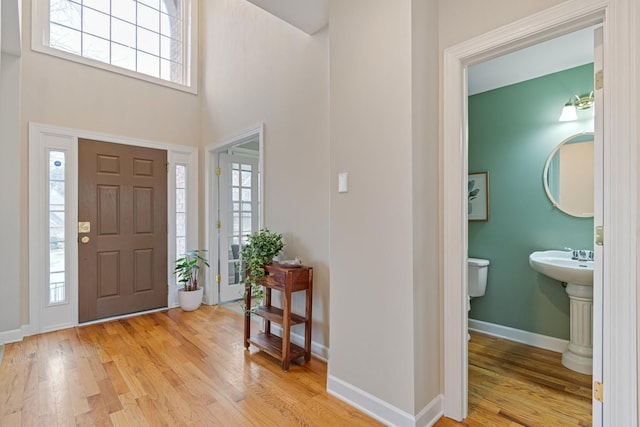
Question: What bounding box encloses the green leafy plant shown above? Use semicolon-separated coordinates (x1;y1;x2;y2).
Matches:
174;250;210;292
240;228;284;311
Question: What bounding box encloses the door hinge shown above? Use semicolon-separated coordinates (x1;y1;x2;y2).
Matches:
216;220;221;229
595;70;604;90
595;226;604;246
215;167;221;176
594;381;604;402
216;274;222;283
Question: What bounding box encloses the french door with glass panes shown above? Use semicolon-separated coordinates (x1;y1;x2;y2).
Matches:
217;153;259;302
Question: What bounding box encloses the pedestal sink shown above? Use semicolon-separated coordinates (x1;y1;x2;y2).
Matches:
529;250;593;374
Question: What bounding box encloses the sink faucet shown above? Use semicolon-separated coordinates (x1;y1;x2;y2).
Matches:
565;248;594;261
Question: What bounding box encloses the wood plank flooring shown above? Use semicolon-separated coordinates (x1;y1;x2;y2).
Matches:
0;308;592;426
435;331;592;426
0;306;380;426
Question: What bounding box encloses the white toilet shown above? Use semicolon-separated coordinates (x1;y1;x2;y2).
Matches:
467;257;490;311
468;257;490;340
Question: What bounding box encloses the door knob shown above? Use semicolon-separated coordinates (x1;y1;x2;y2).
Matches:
81;236;90;244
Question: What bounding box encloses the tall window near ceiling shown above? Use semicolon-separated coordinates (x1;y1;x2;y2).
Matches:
49;151;67;304
32;0;197;91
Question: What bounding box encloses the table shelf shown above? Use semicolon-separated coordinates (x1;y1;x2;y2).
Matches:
244;263;313;372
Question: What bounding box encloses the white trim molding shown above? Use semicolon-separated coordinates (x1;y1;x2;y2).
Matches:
327;375;443;427
28;122;198;336
204;123;264;306
443;0;637;425
468;319;569;354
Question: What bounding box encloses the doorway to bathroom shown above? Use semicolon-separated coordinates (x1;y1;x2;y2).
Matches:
463;25;601;425
444;2;638;425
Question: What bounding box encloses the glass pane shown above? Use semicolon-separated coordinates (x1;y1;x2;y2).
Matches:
137;3;160;33
241;170;251;186
232;188;239;202
82;7;110;39
83;33;110;63
242;202;252;213
50;23;82;55
160;36;182;62
49;151;65;179
83;0;109;14
242;214;251;233
50;0;81;30
228;261;240;285
176;164;186;187
176;236;186;257
241;163;252;171
232;170;239;186
138;0;160;9
160;58;171;81
137;50;160;78
160;14;182;40
111;42;136;71
49;271;66;304
233;202;239;211
137;27;160;56
232;213;240;234
176;212;186;236
241;188;251;202
112;0;136;23
50;249;65;273
176;188;186;212
111;18;136;48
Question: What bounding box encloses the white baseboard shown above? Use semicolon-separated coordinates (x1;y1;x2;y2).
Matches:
326;375;443;427
0;326;25;345
468;319;569;353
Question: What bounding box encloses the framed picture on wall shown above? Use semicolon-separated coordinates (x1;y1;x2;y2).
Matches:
468;171;489;221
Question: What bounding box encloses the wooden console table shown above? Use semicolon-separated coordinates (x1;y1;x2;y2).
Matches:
244;263;313;371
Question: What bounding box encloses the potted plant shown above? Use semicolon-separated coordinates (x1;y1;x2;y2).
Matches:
240;228;284;312
174;249;209;311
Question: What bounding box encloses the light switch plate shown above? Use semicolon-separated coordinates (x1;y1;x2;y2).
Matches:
338;172;348;193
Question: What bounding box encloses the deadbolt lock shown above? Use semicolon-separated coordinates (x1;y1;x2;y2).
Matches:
78;222;91;233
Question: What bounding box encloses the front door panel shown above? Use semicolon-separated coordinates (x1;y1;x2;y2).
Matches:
78;139;168;322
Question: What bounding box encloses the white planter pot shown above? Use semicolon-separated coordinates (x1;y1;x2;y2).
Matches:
178;287;203;311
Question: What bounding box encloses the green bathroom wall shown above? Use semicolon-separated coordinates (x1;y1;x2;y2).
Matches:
468;63;594;340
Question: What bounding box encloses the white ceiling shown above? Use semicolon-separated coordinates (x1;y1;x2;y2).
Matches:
468;27;596;95
245;0;328;35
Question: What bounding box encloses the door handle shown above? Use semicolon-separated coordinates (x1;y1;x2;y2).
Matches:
81;236;90;244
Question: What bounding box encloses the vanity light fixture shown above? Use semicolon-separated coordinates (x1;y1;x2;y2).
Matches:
558;92;595;122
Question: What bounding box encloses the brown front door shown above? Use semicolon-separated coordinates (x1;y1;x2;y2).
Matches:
78;139;168;322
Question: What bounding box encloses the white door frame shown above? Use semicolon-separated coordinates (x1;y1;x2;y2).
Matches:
204;123;264;305
28;122;199;335
442;0;637;424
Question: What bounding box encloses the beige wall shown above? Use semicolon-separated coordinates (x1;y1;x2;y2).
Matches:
0;2;22;334
200;0;330;349
329;0;418;413
18;0;201;324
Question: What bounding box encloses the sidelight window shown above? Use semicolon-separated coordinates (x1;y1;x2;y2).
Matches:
48;150;67;304
175;163;187;257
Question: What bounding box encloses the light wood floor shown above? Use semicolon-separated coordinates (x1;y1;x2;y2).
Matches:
0;306;380;426
436;331;592;427
0;308;591;426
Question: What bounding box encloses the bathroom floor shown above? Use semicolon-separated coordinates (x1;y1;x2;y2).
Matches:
436;331;592;426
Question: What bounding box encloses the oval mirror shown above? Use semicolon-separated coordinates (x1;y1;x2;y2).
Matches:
543;132;594;218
